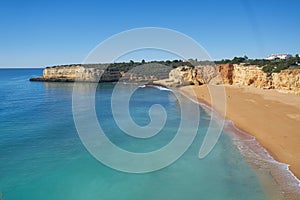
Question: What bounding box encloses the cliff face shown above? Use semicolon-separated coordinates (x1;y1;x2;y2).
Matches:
42;65;83;80
272;69;300;93
120;72;164;82
159;66;219;86
30;64;168;83
156;64;300;94
230;65;272;89
36;65;121;82
30;63;300;94
225;64;300;94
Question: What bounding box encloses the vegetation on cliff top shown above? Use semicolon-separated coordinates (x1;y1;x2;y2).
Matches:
47;60;194;77
49;60;193;70
215;55;300;73
47;56;300;74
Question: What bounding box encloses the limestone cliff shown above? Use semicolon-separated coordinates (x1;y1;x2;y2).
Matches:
30;63;300;94
155;64;300;94
271;69;300;93
30;64;168;83
30;65;122;82
157;65;219;86
230;64;272;89
225;64;300;94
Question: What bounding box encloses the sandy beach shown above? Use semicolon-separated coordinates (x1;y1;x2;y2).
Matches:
180;85;300;181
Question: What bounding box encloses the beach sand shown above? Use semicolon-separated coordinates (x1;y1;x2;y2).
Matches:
180;85;300;181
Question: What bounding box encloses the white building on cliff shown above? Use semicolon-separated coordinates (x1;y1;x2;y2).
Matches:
266;54;292;60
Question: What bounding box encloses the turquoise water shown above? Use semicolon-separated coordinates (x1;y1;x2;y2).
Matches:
0;69;268;199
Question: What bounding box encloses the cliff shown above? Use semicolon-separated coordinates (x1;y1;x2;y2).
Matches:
223;64;300;94
155;64;300;94
229;64;273;88
30;63;300;94
30;65;122;82
271;69;300;93
30;64;169;83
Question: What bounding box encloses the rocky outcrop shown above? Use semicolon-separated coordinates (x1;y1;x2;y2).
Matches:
30;65;122;82
223;64;300;94
168;66;199;85
30;64;169;83
155;64;300;94
120;72;164;82
272;69;300;93
30;63;300;94
218;64;234;84
156;65;219;86
230;65;273;89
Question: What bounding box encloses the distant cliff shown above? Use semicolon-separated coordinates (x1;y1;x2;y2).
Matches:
154;64;300;94
30;64;170;83
30;63;300;94
30;65;121;82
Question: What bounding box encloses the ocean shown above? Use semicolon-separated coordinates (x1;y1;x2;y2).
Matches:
0;68;285;199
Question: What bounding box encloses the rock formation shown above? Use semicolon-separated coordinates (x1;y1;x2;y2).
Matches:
30;63;300;94
30;65;122;82
30;64;169;83
155;64;300;94
271;69;300;93
160;66;218;86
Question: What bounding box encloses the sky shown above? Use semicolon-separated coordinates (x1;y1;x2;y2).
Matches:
0;0;299;68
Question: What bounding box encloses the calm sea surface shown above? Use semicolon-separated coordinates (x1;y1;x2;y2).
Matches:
0;69;273;199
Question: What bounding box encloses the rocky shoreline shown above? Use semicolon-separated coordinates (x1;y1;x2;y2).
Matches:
30;77;76;82
29;64;169;83
154;64;300;94
30;63;300;94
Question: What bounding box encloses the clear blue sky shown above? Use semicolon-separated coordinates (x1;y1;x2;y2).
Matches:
0;0;299;68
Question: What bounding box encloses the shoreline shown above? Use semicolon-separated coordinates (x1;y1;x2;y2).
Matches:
179;85;300;199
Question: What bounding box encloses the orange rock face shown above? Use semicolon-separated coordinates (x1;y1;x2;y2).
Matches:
166;64;300;94
272;69;300;94
34;64;300;94
218;64;234;85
